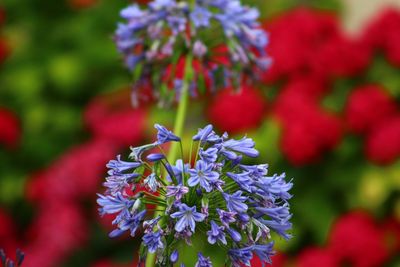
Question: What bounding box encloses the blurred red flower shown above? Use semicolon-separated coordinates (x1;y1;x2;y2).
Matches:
274;80;342;165
365;115;400;165
84;90;148;147
329;211;389;267
0;107;21;149
26;139;119;203
345;85;397;134
362;8;400;67
24;203;88;267
207;86;267;134
296;247;338;267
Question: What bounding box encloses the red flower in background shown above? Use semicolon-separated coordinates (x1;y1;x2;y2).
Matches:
329;211;389;267
0;107;21;149
262;8;370;84
296;247;338;267
84;90;148;147
382;217;400;254
0;208;19;258
207;86;267;134
24;203;88;267
345;85;397;134
274;79;342;165
362;8;400;67
365;115;400;165
26;139;119;203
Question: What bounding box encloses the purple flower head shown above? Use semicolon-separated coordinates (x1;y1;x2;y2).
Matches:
170;204;206;232
217;209;236;228
99;124;292;265
166;185;189;201
223;191;248;213
195;253;213;267
188;160;220;192
191;6;212;28
207;221;227;245
155;124;181;144
143;230;164;253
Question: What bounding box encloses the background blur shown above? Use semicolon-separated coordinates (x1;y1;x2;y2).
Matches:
0;0;399;266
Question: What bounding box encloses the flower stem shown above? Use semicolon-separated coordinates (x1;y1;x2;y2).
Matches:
145;54;193;267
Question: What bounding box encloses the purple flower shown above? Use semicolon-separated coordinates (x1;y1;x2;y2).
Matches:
97;193;132;215
256;173;293;201
195;252;213;267
192;125;220;143
110;210;146;238
255;203;291;223
103;173;140;195
217;209;236;228
129;143;157;160
166;185;189;201
228;246;253;267
170;204;206;232
253;243;274;264
143;230;164;253
223;191;248;213
188;160;220;192
227;172;254;192
222;137;259;160
106;155;141;174
190;6;212;27
199;147;219;163
207;221;227;245
260;218;292;240
155;124;181;144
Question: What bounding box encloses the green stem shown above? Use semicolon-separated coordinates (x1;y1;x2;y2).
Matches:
145;54;193;267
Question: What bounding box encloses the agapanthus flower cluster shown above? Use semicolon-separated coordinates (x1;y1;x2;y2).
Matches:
97;124;292;266
115;0;270;105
